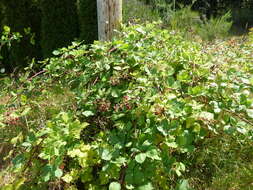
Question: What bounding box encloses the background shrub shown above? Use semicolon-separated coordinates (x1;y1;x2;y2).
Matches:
1;23;252;190
78;0;98;44
1;0;41;72
40;0;79;57
123;0;160;23
195;12;232;41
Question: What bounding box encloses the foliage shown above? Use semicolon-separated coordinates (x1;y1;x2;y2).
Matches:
40;0;79;58
163;5;200;34
123;0;160;24
160;4;232;41
1;0;41;72
249;28;253;45
79;0;98;44
0;22;253;190
0;26;22;74
231;8;253;34
195;12;232;41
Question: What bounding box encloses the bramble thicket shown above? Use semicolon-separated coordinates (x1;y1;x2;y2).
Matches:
0;1;253;190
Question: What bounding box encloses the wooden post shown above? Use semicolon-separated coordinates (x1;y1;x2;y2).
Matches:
97;0;122;41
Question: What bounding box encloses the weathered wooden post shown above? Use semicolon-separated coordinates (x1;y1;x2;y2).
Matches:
97;0;122;41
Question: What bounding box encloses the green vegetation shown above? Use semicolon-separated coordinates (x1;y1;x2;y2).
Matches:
0;23;253;189
1;0;253;189
123;0;160;23
79;0;98;44
40;0;79;57
0;0;252;72
1;0;41;71
123;1;233;41
0;26;22;74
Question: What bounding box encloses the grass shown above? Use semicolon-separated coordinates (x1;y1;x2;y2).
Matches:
123;0;160;24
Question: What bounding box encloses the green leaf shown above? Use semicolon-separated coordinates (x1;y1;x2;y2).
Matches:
114;66;122;71
247;109;253;118
3;25;10;33
199;112;214;120
61;112;69;122
250;77;253;85
52;50;60;55
82;111;94;117
41;165;52;182
167;76;175;86
146;149;161;160
111;89;120;98
0;68;5;73
55;168;63;178
12;178;26;190
176;179;192;190
165;142;178;148
157;125;167;136
177;70;190;81
101;149;112;161
21;142;31;147
109;182;121;190
12;154;25;169
135;153;146;164
62;173;73;183
136;27;146;35
167;66;175;76
136;182;154;190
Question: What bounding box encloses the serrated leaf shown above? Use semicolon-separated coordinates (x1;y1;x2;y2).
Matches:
109;182;121;190
135;153;146;163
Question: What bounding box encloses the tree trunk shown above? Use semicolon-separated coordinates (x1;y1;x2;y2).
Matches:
97;0;122;41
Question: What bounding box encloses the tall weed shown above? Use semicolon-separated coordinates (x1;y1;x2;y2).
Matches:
123;0;160;24
157;3;232;41
196;12;233;41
